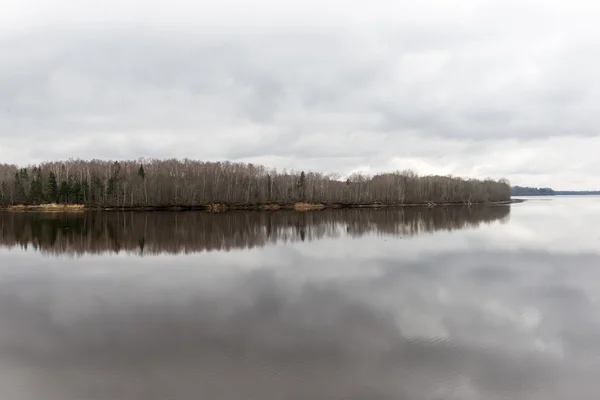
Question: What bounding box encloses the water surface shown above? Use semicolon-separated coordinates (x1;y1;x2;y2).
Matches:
1;198;599;399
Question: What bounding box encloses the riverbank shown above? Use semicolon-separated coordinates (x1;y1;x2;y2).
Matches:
2;203;85;212
1;200;519;212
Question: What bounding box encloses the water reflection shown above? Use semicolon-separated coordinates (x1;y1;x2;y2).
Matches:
0;206;509;255
3;199;600;399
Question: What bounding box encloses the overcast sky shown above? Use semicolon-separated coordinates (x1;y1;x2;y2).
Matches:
2;0;600;189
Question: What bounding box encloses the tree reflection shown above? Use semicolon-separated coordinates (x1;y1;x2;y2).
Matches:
0;206;510;256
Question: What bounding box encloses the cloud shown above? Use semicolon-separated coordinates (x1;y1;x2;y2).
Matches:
1;1;600;188
0;249;581;400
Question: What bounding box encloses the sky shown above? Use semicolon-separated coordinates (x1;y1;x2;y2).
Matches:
2;0;600;190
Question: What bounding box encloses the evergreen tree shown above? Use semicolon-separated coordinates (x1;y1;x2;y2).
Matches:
107;161;122;204
28;167;45;204
46;172;58;203
59;180;71;204
297;171;306;200
138;164;147;204
266;174;272;201
29;179;45;204
137;164;145;179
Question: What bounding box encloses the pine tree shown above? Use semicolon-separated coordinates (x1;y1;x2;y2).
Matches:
137;164;145;179
46;172;58;203
28;167;45;204
297;171;306;200
107;161;122;205
267;174;272;201
59;180;71;204
138;164;147;204
29;179;44;204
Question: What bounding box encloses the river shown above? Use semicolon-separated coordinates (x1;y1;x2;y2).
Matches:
0;197;598;399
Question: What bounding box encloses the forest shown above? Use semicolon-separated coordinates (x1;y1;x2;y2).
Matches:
0;159;511;208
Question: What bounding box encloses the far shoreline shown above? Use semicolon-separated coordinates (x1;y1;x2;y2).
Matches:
0;200;522;213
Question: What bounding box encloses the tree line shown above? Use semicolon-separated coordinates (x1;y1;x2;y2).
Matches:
0;206;510;256
0;159;511;207
511;186;555;196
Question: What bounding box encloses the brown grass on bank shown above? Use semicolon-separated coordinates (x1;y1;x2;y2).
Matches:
293;202;326;211
206;203;228;212
5;203;85;212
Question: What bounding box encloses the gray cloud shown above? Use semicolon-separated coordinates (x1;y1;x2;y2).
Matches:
2;1;600;188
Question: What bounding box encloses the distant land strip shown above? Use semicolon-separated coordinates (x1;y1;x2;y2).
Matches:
512;186;600;196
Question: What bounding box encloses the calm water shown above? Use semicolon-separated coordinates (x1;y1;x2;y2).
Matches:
0;197;599;399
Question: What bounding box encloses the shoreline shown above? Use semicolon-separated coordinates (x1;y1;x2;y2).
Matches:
1;204;85;213
0;200;520;213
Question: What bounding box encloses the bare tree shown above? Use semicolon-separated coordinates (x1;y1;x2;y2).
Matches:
0;159;511;207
